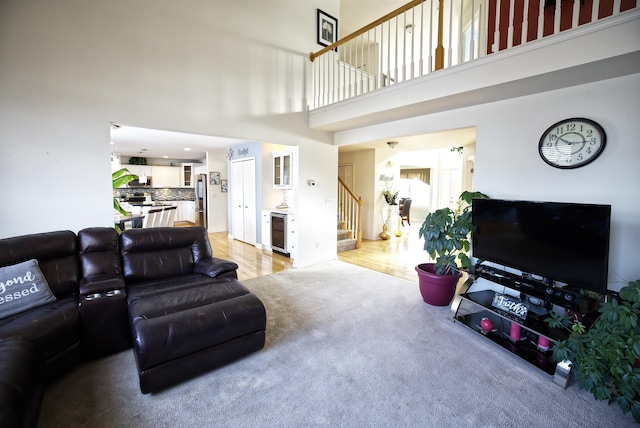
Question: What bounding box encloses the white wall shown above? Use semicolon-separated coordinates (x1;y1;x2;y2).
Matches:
472;75;640;291
296;142;338;266
333;74;640;291
205;151;228;233
0;0;339;267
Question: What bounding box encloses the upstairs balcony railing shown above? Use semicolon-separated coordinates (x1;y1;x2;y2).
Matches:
309;0;637;110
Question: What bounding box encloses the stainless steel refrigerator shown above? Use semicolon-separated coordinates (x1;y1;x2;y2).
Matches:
195;174;207;228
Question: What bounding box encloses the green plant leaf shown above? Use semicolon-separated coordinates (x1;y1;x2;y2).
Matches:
418;191;489;274
112;168;139;232
551;279;640;421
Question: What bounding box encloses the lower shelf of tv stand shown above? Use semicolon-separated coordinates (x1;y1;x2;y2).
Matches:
451;291;571;388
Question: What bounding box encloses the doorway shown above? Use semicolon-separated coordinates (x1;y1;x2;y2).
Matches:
338;164;355;192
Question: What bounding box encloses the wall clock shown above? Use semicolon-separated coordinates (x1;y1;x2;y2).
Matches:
538;118;606;169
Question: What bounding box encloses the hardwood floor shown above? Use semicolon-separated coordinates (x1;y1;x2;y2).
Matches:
337;223;427;283
207;223;428;283
207;231;295;281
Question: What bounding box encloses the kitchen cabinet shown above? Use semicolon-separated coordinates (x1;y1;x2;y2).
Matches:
261;211;272;251
175;201;195;223
123;165;152;177
261;210;296;258
182;164;193;187
287;214;297;258
122;165;181;187
151;166;181;188
273;150;292;189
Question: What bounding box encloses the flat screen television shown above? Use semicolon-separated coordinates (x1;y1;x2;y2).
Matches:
471;199;611;295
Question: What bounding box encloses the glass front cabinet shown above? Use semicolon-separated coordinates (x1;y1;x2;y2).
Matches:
273;150;292;189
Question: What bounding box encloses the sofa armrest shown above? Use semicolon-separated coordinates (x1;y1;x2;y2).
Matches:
79;273;125;296
194;257;239;279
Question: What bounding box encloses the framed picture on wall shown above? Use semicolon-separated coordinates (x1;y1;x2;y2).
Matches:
317;9;338;48
221;179;228;193
210;172;220;185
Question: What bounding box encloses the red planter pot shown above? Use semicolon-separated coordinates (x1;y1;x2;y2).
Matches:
415;263;462;306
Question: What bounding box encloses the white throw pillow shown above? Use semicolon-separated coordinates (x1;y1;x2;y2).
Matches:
0;259;57;319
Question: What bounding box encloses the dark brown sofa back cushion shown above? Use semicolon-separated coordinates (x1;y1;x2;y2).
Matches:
120;226;213;285
78;227;121;278
0;230;79;298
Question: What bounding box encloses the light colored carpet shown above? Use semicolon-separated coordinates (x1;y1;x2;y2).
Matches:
38;261;635;427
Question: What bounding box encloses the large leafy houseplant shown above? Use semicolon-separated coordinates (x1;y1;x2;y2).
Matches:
546;279;640;422
112;169;138;232
418;191;489;275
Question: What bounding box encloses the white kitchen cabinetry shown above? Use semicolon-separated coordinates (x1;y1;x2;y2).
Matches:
287;213;297;258
122;165;181;187
186;201;195;223
261;210;271;251
175;202;187;221
174;201;195;223
182;164;193;187
273;150;292;189
151;166;181;187
123;165;152;177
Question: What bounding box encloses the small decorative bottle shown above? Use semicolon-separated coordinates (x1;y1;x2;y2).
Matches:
480;317;494;333
379;224;390;240
394;216;403;237
510;322;522;341
537;335;551;351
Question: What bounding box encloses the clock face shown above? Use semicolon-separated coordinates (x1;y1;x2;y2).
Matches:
538;118;606;169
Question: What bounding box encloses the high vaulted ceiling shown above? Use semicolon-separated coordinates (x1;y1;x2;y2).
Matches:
111;1;466;161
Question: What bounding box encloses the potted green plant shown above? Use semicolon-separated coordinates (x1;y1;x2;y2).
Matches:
545;280;640;423
112;168;138;232
416;190;489;305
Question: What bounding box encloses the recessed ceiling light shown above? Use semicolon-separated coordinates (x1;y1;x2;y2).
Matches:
184;148;191;151
163;155;169;158
110;141;114;145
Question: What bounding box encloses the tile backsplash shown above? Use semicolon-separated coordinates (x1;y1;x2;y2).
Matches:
114;188;195;201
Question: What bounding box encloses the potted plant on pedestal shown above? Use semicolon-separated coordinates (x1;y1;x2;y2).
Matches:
416;190;489;306
379;182;398;240
545;279;640;423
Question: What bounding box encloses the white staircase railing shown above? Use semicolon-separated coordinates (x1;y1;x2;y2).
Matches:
310;0;635;109
338;177;362;249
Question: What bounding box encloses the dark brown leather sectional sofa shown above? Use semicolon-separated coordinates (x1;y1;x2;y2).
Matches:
0;226;266;427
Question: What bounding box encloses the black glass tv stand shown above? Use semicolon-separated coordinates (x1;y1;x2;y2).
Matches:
450;278;572;388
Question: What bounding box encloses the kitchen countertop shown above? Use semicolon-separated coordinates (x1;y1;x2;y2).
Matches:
266;208;293;214
129;203;176;207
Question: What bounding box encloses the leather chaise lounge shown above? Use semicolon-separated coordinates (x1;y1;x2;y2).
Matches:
121;227;266;394
0;226;266;427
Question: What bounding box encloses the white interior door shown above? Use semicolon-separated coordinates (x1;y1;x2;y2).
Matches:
242;159;256;245
231;160;244;239
231;158;256;245
338;164;354;192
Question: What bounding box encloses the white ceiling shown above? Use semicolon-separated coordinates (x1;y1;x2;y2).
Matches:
337;127;476;153
110;124;251;162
